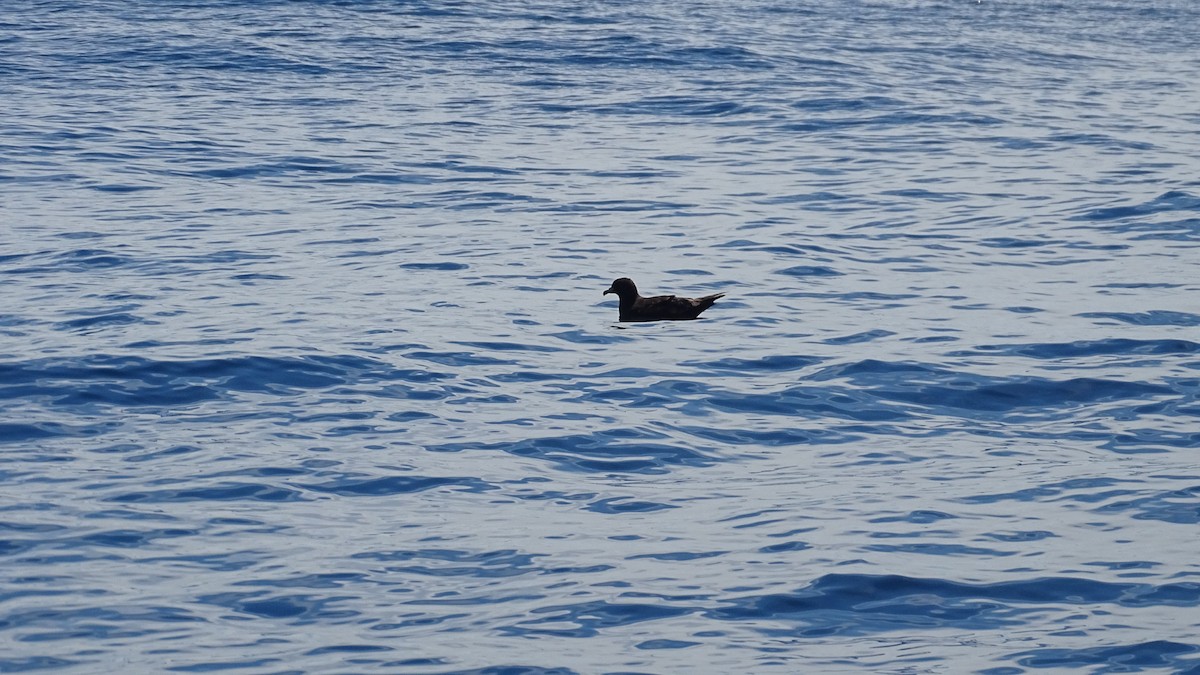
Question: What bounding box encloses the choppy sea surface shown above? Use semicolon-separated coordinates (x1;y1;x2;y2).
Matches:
3;0;1200;672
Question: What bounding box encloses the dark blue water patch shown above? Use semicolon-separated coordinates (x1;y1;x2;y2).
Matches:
953;338;1200;360
758;540;811;554
1;248;129;274
0;353;444;412
545;46;690;71
862;543;1017;557
0;251;43;266
0;533;68;558
1009;640;1200;672
234;572;368;591
719;508;793;529
1094;484;1200;525
589;95;768;118
982;530;1057;543
69;35;336;75
499;599;693;638
0;521;67;538
813;358;1178;418
1096;282;1184;290
627;550;726;562
296;475;494;497
709;574;1200;637
450;340;565;353
505;488;596;506
166;657;288;673
572;366;679;382
322;171;436;185
870;510;958;524
605;374;730;410
0;422;76;443
910;334;958;344
90;182;159;193
0;656;79;671
107;482;306;504
79;527;196;549
195;466;312;481
916;372;1180;410
55;312;145;332
535;197;694;213
198;591;353;621
699;383;912;423
306;643;393;656
962;477;1137;505
636;639;699;650
351;548;543;578
880;188;965;202
1046;132;1156;152
775;264;843;278
980;236;1059;249
1;603;204;636
432;662;580;667
778;110;1003;134
231;272;290;282
1072;190;1200;222
1083;560;1160;573
666;423;862;448
791;95;908;113
183;155;356;180
1095;216;1200;242
672;44;776;70
488;370;576;384
708;574;1028;635
405;350;513;367
664;268;715;277
1101;427;1200;455
1078;310;1200;327
2;248;279;277
137;550;268;574
758;193;849;208
363;658;449;672
680;354;821;374
822;330;894;345
720;241;844;259
585;497;675;514
429;428;719;474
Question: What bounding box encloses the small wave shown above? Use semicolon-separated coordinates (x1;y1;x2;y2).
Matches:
1072;190;1200;222
428;428;721;474
812;358;1179;419
682;354;820;374
0;353;457;411
1010;640;1200;671
953;338;1200;359
500;599;692;638
296;475;494;497
1078;310;1200;327
709;573;1200;635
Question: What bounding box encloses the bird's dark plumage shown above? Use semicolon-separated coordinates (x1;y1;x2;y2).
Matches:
603;277;724;322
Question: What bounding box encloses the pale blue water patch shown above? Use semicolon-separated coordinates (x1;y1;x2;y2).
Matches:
2;0;1200;673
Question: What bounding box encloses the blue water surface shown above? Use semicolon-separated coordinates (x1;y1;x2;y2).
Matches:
2;0;1200;672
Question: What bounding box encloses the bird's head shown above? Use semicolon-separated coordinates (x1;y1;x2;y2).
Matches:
603;277;638;298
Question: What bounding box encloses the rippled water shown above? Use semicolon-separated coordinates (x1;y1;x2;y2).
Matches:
3;0;1200;672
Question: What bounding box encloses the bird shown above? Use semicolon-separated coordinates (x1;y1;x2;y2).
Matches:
602;277;725;322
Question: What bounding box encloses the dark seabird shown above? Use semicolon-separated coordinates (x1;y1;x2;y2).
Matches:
603;277;725;322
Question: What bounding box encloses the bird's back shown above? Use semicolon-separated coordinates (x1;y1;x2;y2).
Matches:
623;292;724;321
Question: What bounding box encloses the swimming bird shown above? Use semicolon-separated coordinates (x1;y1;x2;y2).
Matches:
603;277;725;322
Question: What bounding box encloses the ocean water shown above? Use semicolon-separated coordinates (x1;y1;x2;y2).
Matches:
2;0;1200;672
